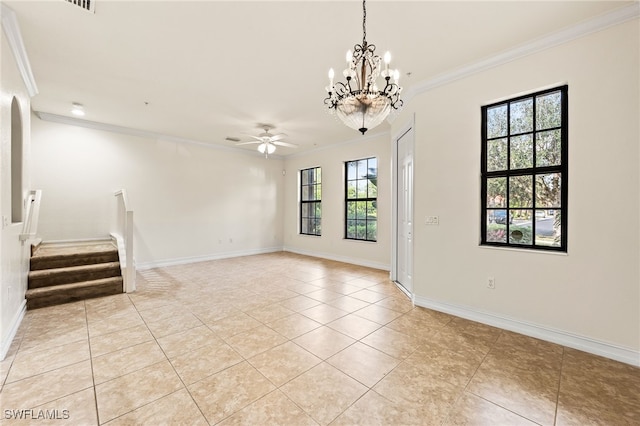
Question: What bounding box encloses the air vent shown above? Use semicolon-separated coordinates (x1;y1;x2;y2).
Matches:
225;137;241;142
66;0;95;13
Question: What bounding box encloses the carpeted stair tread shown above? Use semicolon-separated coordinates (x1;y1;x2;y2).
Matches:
28;261;121;289
30;249;119;270
26;277;123;309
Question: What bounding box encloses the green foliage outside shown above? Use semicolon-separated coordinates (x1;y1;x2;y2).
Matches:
485;90;564;247
346;158;377;241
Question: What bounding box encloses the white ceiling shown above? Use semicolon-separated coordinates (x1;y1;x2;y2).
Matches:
4;0;633;155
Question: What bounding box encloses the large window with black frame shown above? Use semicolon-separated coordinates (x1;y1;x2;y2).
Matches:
481;85;568;251
345;157;378;242
300;167;322;236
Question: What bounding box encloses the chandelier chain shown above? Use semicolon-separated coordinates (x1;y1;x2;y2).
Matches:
362;0;367;45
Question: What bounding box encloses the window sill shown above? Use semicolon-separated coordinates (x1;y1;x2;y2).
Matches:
479;244;567;256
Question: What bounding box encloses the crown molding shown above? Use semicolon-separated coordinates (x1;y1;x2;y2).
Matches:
34;111;284;159
402;2;640;104
1;3;38;97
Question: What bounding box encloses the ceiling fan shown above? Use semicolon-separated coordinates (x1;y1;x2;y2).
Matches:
235;124;298;157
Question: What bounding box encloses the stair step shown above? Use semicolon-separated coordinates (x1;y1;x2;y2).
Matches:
30;249;119;270
28;261;121;289
26;277;123;310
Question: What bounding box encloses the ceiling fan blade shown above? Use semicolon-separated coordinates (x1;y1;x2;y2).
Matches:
235;141;261;146
273;141;298;148
269;134;287;142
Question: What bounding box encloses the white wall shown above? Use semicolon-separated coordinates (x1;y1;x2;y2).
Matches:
392;20;639;361
1;28;31;359
30;118;285;268
283;132;391;270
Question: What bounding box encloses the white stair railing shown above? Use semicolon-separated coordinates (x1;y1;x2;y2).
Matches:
19;189;42;242
112;189;136;292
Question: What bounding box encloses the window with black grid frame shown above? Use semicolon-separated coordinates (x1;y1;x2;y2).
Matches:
300;167;321;236
345;157;378;242
481;85;568;251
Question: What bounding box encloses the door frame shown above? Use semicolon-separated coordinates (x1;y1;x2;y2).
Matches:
391;115;415;301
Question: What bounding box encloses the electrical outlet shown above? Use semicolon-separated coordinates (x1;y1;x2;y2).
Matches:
487;277;495;289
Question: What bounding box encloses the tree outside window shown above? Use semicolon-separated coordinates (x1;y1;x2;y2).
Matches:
481;85;567;251
345;157;377;242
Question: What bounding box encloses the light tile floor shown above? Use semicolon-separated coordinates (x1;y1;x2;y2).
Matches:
1;252;639;425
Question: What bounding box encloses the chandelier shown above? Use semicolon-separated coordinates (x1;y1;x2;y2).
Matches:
324;0;403;135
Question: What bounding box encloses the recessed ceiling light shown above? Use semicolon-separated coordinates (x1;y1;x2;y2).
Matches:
71;102;85;116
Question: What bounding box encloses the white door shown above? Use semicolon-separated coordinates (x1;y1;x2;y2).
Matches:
395;128;414;296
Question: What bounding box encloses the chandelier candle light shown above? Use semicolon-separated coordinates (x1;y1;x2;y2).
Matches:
324;0;403;134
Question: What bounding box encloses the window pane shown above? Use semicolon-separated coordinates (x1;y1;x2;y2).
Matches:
317;168;322;182
315;203;322;218
488;209;509;225
510;98;533;134
347;201;356;219
368;182;378;198
346;220;356;238
367;200;377;219
536;91;562;130
357;181;368;198
347;162;357;180
347;181;357;199
509;175;533;208
301;218;309;234
368;158;378;178
536;130;561;167
487;177;506;208
510;209;532;245
302;170;309;185
535;210;561;247
510;134;533;169
487;105;507;138
487;138;507;171
314;185;322;200
486;211;507;243
356;220;366;239
356;201;366;219
312;218;321;235
302;186;310;201
357;160;368;179
536;173;561;208
301;203;308;217
366;220;377;241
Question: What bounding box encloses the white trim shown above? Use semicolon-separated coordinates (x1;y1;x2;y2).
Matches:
390;115;415;286
136;246;284;270
33;112;284;159
1;301;26;361
414;295;640;367
41;237;113;247
283;245;390;271
402;2;640;105
1;3;38;97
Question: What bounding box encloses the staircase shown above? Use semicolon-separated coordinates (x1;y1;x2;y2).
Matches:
26;241;124;309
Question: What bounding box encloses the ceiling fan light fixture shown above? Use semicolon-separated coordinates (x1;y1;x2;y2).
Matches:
324;0;403;135
257;142;276;155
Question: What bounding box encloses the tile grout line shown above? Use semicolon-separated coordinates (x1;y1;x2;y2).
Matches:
553;347;567;426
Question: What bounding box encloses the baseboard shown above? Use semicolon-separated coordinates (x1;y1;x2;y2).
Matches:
283;246;390;271
414;296;639;367
1;300;26;361
136;246;284;270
